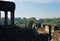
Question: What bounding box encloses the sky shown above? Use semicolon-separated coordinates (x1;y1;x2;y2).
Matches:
1;0;60;19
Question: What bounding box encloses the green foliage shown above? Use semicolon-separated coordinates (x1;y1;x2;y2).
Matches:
24;18;35;27
0;17;60;28
14;21;20;26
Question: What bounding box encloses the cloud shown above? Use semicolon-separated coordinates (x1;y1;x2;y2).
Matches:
14;0;60;3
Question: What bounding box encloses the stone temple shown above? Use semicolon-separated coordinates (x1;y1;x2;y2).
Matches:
0;1;15;25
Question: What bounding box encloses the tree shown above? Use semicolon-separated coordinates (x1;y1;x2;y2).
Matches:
24;18;35;28
14;21;20;26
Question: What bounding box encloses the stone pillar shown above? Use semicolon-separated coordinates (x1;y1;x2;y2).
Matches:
49;25;52;41
0;11;1;25
11;11;14;25
4;11;8;25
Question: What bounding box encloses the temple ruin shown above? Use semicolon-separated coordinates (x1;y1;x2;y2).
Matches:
0;1;15;25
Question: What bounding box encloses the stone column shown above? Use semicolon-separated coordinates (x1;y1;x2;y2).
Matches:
0;11;1;25
49;25;52;41
11;11;14;25
4;11;8;25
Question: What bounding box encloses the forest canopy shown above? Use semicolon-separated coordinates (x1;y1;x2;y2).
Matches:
0;17;60;27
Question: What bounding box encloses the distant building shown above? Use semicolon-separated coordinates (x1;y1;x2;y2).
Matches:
37;27;45;34
44;24;49;34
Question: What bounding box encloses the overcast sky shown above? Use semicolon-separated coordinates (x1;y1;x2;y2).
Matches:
2;0;60;19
